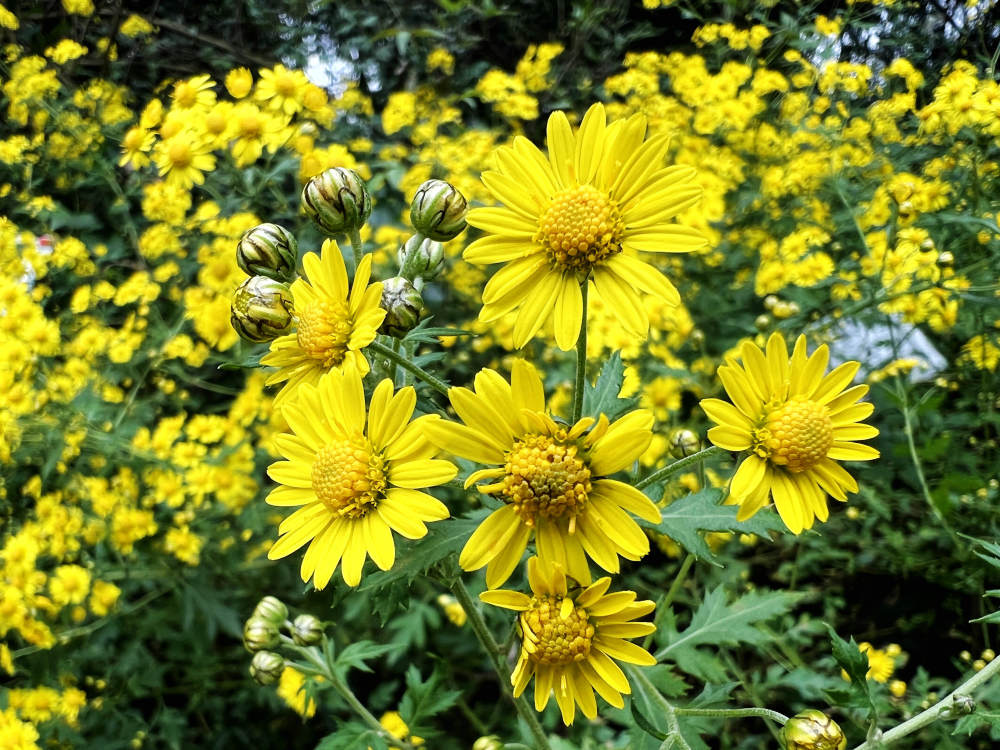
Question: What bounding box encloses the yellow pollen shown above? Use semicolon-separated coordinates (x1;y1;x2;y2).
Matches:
239;114;262;137
536;184;625;273
295;299;352;368
520;594;594;665
753;397;833;473
167;141;192;168
174;83;196;108
311;436;386;518
500;432;591;527
275;72;298;98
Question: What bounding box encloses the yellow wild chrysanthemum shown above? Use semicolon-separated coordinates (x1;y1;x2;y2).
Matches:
261;240;385;407
701;332;879;533
425;360;660;589
153;130;216;189
266;369;457;588
465;102;707;350
481;557;656;725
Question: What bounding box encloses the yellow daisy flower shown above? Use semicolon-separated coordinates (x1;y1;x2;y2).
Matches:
480;556;656;725
465;102;707;350
118;127;154;169
171;74;217;111
425;360;661;589
266;369;457;588
153;129;216;189
701;332;880;534
255;64;309;115
261;240;386;407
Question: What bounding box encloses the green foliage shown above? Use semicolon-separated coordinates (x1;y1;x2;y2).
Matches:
648;488;786;561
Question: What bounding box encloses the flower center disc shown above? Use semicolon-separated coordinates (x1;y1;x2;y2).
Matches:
168;141;192;168
521;594;595;665
536;184;625;273
756;397;833;473
502;433;592;526
296;299;352;367
311;437;386;518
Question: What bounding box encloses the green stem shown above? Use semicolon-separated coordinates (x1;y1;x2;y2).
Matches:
297;646;418;750
369;340;449;397
450;579;553;750
643;553;696;650
896;377;960;547
348;228;364;272
672;707;789;723
628;666;692;750
850;655;1000;749
636;446;726;490
571;281;589;424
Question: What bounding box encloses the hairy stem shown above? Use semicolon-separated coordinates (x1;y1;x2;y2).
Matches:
369;340;450;397
450;579;553;750
851;655;1000;749
636;445;726;491
643;553;696;651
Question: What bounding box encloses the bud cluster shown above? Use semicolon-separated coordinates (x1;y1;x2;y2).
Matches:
377;179;469;338
230;222;300;344
243;596;326;686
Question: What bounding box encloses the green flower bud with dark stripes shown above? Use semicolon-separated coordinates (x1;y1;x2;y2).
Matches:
379;276;423;337
291;614;323;646
243;617;280;653
249;650;284;685
410;179;468;241
780;710;846;750
230;276;294;343
236;224;297;282
251;596;288;627
301;167;372;235
397;234;445;281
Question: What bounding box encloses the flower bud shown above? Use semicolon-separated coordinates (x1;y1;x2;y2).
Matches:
249;650;284;686
301;167;372;235
243;617;280;652
252;596;288;627
472;737;503;750
669;429;700;459
397;234;445;282
410;179;468;241
236;223;298;282
291;614;323;646
780;709;846;750
755;314;771;331
230;276;294;343
379;277;423;337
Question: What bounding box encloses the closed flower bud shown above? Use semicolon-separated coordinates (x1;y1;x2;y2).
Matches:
243;617;279;652
301;167;372;235
397;234;445;281
472;736;503;750
252;596;288;627
410;179;468;241
669;429;701;459
291;614;323;646
249;650;284;685
231;276;293;343
379;277;423;337
237;223;298;282
780;709;846;750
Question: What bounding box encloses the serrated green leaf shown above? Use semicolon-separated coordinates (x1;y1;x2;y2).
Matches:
645;488;784;562
315;722;383;750
334;640;402;677
399;664;462;734
581;351;637;421
656;586;801;670
360;510;490;590
825;624;876;719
